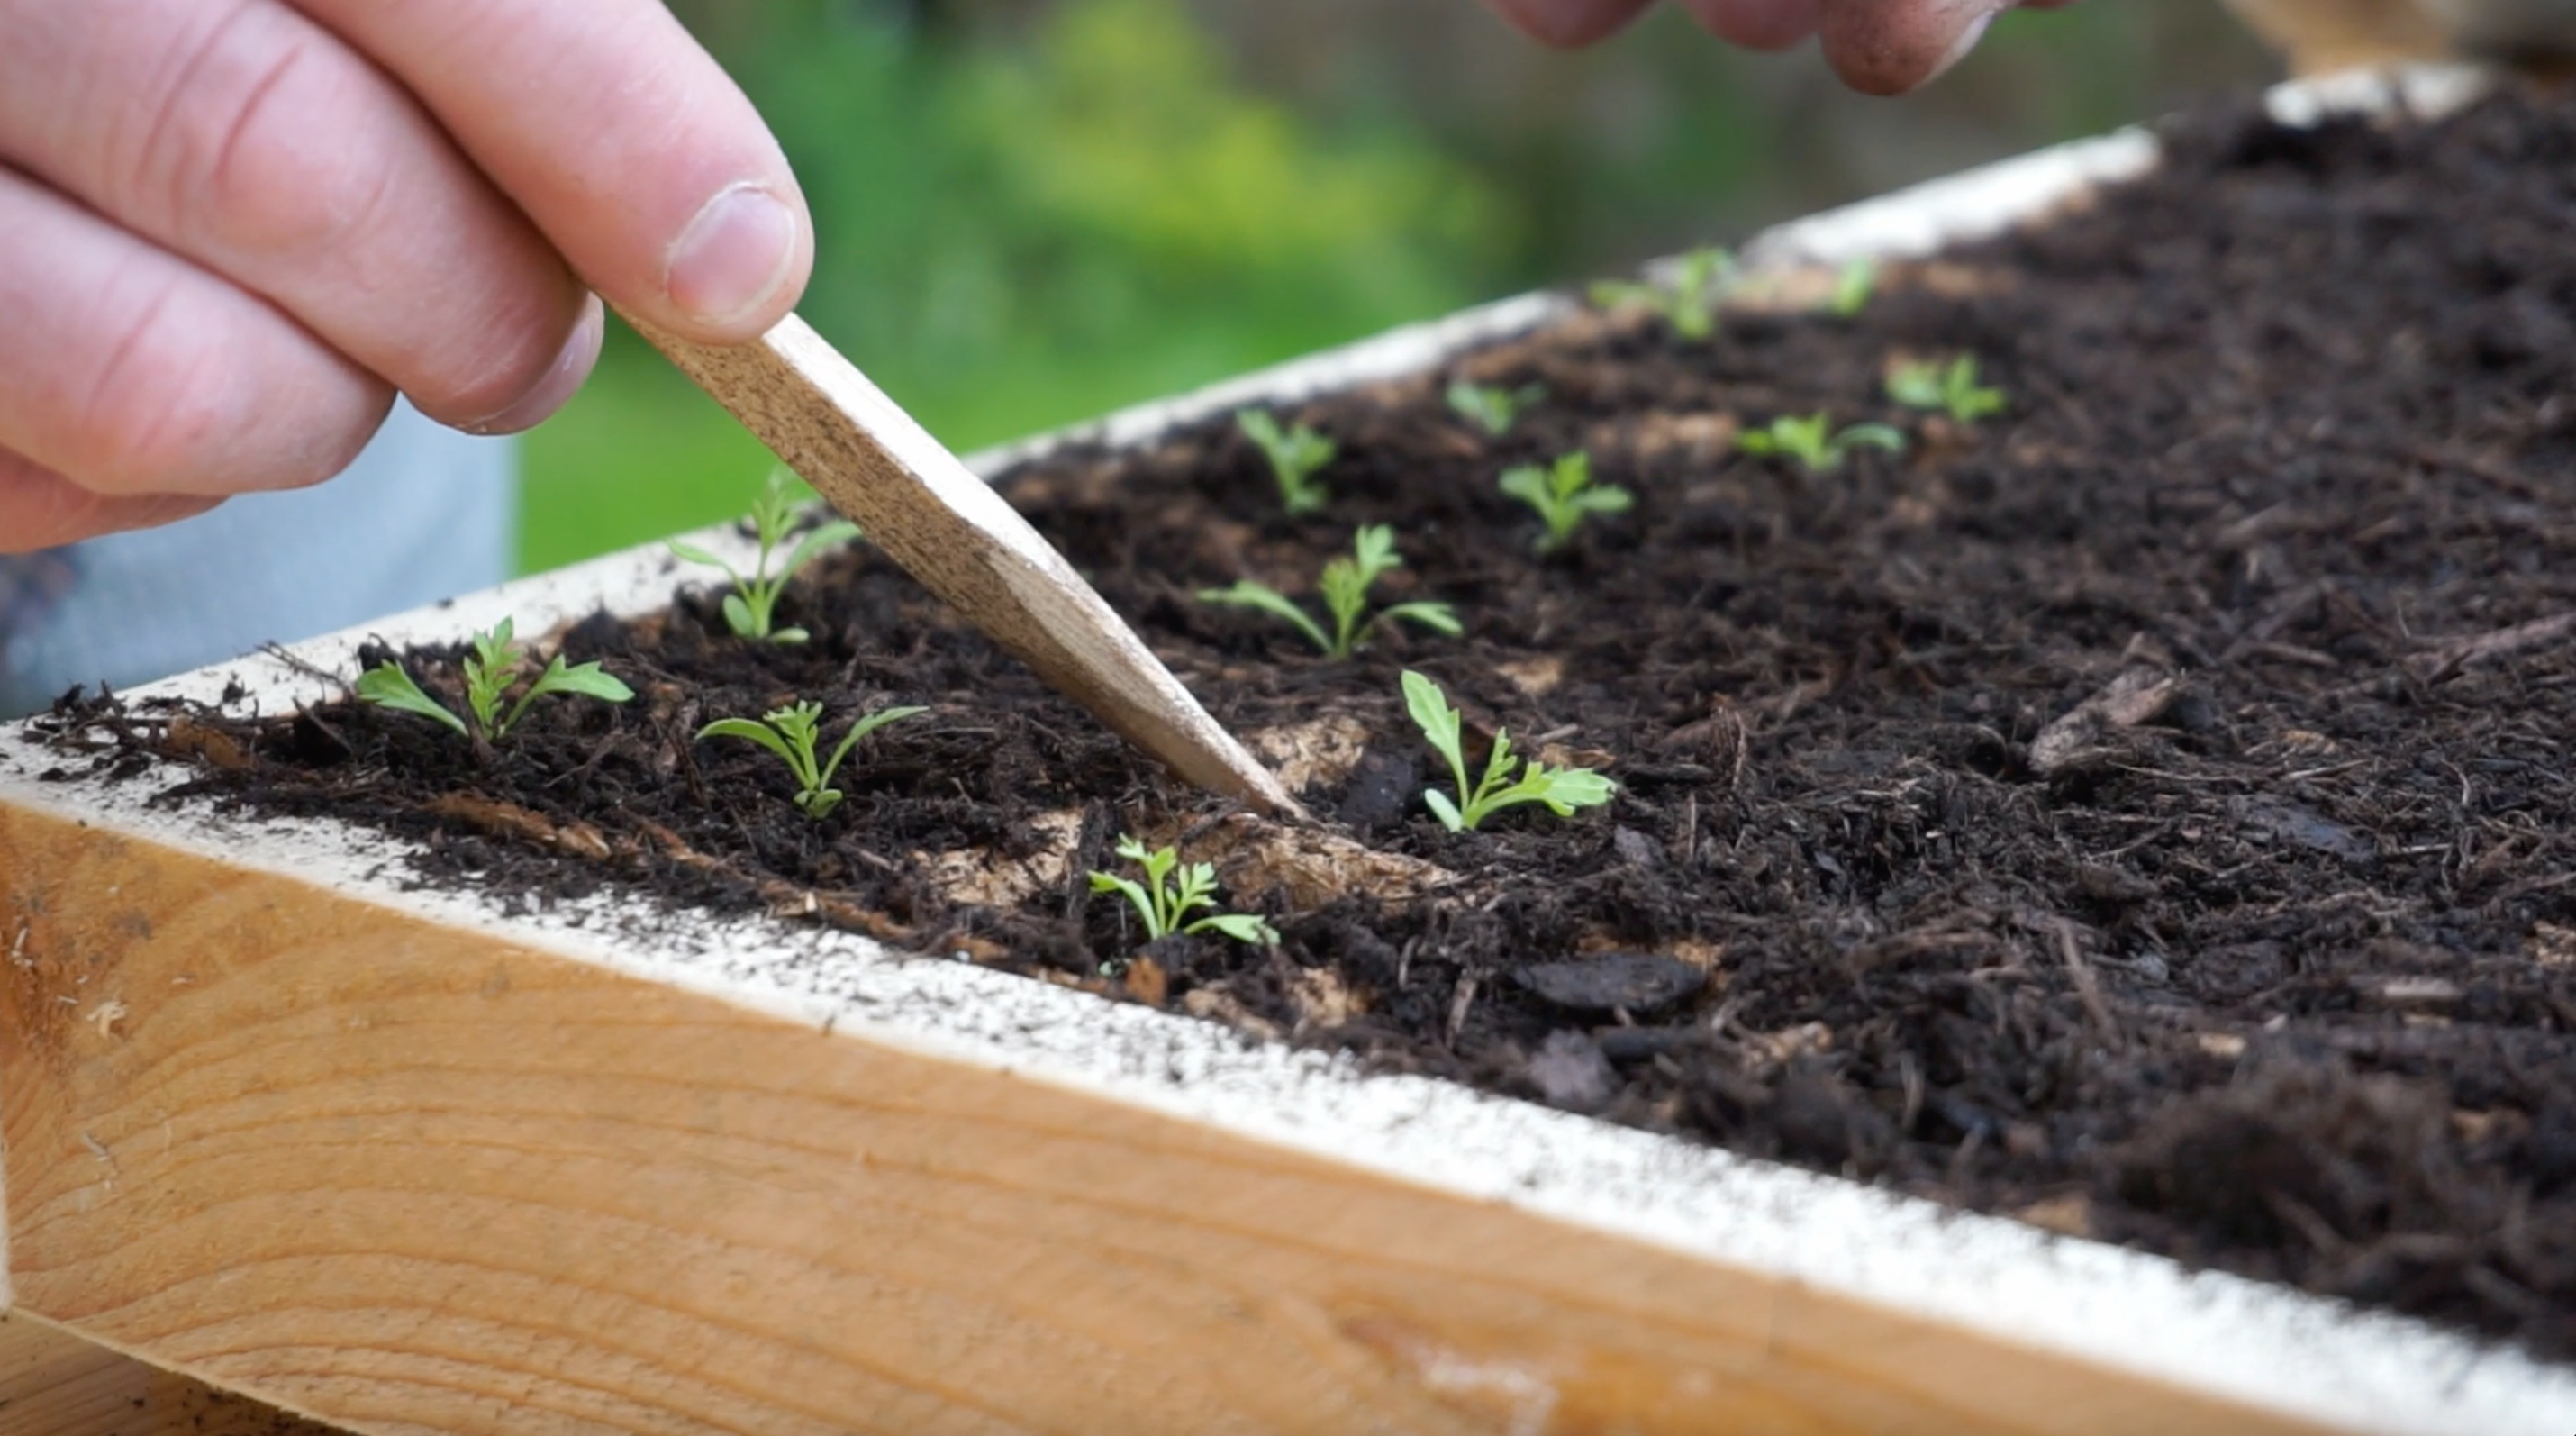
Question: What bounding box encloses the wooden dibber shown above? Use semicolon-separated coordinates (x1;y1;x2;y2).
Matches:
628;311;1296;815
2220;0;2576;73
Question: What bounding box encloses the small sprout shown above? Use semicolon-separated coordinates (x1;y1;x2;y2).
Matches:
1735;414;1908;472
668;468;861;644
1088;835;1279;945
1401;670;1614;833
357;617;633;742
1886;355;2008;425
1589;246;1736;341
1499;450;1632;554
1236;408;1335;516
1828;258;1878;318
696;700;928;821
1198;524;1459;659
1446;379;1547;438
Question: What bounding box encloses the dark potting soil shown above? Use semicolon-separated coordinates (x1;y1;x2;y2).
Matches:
38;88;2576;1358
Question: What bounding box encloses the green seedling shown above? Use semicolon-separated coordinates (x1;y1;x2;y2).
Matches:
1198;524;1459;659
1735;413;1908;472
1499;450;1631;554
668;468;861;643
1236;408;1335;516
1886;355;2008;425
1401;670;1614;833
1446;379;1546;438
1590;246;1736;341
1088;835;1279;945
358;618;633;742
696;700;928;821
1828;258;1878;318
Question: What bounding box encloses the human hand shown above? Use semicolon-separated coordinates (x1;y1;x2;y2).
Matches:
0;0;812;553
1482;0;2074;94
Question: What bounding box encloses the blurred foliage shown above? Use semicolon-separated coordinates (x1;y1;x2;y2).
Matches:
522;0;2273;570
527;0;1510;568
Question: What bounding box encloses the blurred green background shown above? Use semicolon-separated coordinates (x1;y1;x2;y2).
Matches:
518;0;2276;571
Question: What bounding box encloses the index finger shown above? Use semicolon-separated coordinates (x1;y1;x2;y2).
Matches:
290;0;812;343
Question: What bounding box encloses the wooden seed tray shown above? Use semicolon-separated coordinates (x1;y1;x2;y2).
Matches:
5;66;2567;1436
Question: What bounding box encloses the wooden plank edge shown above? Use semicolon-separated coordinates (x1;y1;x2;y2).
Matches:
6;744;2572;1433
0;795;2417;1435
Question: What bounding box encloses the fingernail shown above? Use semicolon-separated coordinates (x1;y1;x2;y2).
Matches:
466;295;603;436
1923;6;2000;86
665;182;800;328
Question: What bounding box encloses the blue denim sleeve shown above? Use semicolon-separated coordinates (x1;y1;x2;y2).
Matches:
0;402;516;717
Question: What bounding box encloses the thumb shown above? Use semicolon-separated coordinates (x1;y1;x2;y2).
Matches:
1816;0;2013;95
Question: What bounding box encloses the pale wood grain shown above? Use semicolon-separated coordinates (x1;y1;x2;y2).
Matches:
627;311;1295;816
0;803;2336;1436
2222;0;2454;70
0;1313;349;1436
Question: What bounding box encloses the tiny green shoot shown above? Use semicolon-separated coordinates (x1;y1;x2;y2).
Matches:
695;700;928;821
1401;670;1614;833
1198;524;1459;659
1236;408;1335;516
1735;414;1908;472
667;468;861;644
1589;246;1736;342
1088;835;1279;945
1828;258;1878;318
357;617;633;742
1445;379;1546;438
1886;355;2008;425
1498;450;1631;553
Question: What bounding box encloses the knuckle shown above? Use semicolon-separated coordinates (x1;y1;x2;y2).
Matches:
67;273;213;493
418;304;584;429
0;467;217;553
104;2;585;422
70;272;377;497
130;5;385;263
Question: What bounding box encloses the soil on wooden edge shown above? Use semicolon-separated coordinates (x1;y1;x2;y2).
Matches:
30;88;2576;1359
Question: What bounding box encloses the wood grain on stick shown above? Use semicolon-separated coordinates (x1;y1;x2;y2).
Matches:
629;312;1294;815
0;1314;348;1436
2220;0;2452;69
0;802;2333;1436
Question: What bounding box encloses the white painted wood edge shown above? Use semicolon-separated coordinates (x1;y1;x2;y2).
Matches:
4;62;2563;1436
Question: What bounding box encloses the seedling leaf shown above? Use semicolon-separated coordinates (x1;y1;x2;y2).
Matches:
782;521;864;585
1087;835;1274;945
358;617;630;742
1737;414;1909;472
670;468;860;642
1829;258;1878;318
1446;380;1546;438
1377;602;1463;636
1198;581;1332;653
698;700;925;821
1192;913;1283;945
1498;450;1632;552
1236;408;1335;516
1401;669;1614;832
698;716;799;764
356;662;467;736
1199;525;1453;659
665;541;739;577
1886;355;2008;425
1589;246;1736;341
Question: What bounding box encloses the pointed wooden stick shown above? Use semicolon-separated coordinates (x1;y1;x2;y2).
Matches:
628;312;1295;815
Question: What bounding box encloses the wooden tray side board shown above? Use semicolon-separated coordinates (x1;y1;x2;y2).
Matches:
1;801;2325;1436
5;67;2570;1436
